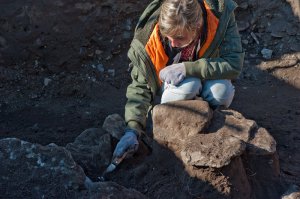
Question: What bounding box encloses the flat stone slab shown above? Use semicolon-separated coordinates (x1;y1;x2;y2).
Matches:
181;133;246;168
153;100;212;151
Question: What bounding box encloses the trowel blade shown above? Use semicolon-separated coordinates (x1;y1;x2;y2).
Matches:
98;150;132;181
105;163;117;173
98;163;117;181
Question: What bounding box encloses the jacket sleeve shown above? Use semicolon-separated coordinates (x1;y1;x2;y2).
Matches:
184;12;244;80
125;64;153;137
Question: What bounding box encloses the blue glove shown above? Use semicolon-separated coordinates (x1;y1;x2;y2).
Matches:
159;63;186;86
113;130;139;158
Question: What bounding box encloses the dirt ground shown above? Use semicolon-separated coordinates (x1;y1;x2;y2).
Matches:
0;0;299;198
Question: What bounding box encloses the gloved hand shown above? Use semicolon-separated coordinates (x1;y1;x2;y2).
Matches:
159;63;186;86
113;129;139;158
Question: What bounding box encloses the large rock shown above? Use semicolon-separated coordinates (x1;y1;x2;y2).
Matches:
66;128;112;175
153;100;213;151
0;138;146;198
152;100;281;198
181;133;246;168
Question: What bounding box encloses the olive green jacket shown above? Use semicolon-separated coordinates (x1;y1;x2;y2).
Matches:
125;0;244;136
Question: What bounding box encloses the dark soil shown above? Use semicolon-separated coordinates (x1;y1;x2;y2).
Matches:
0;0;299;198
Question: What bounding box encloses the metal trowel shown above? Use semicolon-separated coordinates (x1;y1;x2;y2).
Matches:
98;150;133;181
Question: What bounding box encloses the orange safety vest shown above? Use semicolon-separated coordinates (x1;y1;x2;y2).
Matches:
145;1;219;84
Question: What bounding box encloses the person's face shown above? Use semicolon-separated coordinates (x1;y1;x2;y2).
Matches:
166;29;196;49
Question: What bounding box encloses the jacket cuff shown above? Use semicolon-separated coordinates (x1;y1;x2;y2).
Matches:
126;121;143;138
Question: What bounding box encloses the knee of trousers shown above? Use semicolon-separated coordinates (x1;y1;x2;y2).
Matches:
201;79;235;108
161;77;202;104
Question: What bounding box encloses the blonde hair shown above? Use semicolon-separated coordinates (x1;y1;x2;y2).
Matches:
159;0;203;37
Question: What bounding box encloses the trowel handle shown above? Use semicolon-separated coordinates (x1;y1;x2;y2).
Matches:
112;148;135;165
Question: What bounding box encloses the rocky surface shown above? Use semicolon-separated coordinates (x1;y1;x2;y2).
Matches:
0;107;283;198
181;133;245;168
0;138;146;198
0;0;299;198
